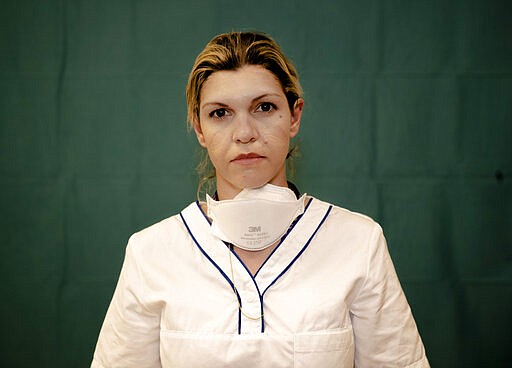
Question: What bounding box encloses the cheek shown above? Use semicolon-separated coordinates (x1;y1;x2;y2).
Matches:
204;134;226;165
263;134;291;160
263;126;291;146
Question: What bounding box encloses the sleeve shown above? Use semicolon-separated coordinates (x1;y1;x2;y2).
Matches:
91;236;162;368
350;224;430;368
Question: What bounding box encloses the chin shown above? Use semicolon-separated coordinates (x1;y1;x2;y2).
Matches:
239;181;267;190
236;176;271;190
239;175;287;190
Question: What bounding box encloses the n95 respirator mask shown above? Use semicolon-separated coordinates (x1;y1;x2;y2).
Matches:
207;184;306;251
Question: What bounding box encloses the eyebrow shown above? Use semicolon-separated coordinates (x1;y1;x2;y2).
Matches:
201;93;283;111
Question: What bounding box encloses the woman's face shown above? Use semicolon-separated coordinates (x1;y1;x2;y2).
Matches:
194;65;303;200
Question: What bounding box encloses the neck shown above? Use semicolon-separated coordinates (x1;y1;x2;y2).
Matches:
215;177;289;201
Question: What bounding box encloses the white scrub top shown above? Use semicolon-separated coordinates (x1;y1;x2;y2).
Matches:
91;197;430;368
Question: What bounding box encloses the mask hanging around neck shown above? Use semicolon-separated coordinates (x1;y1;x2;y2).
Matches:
207;184;306;251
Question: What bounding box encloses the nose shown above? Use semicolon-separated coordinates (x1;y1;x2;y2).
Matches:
232;113;259;143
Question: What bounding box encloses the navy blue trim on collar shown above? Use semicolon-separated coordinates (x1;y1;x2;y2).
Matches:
179;212;242;334
228;244;266;333
196;200;211;224
253;197;313;278
261;204;333;297
191;192;319;334
194;199;270;332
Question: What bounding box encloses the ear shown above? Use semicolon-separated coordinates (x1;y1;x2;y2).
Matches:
289;98;304;138
193;118;207;148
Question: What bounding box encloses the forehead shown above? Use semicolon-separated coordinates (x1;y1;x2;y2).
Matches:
200;65;285;105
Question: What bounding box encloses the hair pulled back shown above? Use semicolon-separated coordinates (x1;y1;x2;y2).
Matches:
186;32;302;197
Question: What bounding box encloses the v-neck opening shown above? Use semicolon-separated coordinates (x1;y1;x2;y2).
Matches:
253;197;313;277
181;197;332;334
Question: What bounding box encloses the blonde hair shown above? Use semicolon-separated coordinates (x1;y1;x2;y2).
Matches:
186;31;303;197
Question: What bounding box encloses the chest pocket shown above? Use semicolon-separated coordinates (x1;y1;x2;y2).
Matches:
293;327;354;368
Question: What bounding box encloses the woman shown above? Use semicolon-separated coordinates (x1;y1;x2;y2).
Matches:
91;31;429;367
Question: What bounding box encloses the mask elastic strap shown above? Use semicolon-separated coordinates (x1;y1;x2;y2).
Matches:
228;244;264;321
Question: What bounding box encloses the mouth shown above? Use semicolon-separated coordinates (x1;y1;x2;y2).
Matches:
231;152;265;163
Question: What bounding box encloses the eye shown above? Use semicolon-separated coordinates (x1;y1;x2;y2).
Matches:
256;102;276;113
209;108;228;119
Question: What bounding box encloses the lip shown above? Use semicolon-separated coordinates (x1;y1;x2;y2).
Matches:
231;152;265;164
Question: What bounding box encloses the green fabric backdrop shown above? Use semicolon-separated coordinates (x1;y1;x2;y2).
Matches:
1;1;511;367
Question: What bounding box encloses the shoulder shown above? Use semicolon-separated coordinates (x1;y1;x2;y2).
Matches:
305;196;385;256
127;202;197;254
130;214;180;243
311;196;382;235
